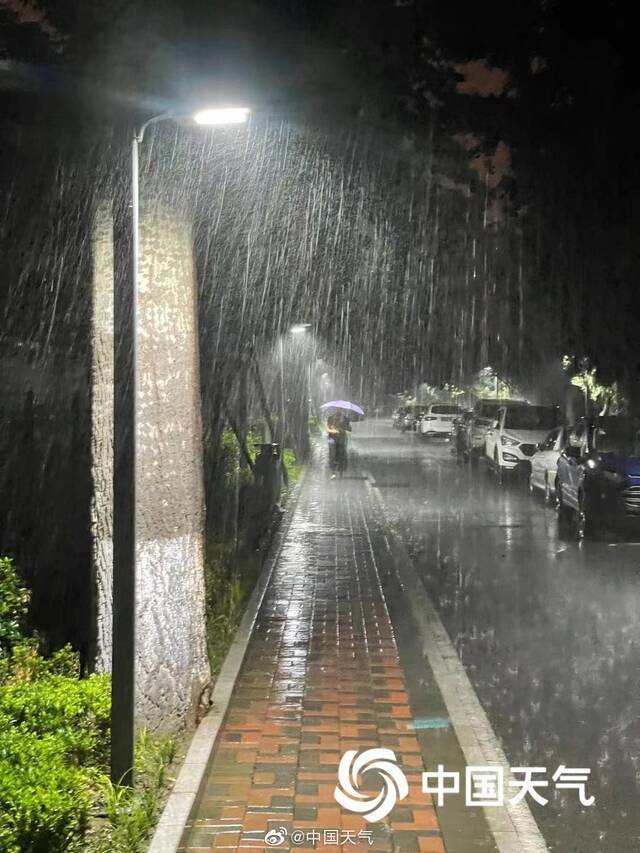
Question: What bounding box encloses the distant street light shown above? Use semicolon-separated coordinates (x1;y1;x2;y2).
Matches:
290;323;311;334
112;104;250;786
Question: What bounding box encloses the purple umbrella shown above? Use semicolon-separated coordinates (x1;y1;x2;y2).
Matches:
319;400;365;416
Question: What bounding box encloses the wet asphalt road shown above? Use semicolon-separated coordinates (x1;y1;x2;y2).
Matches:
352;421;640;853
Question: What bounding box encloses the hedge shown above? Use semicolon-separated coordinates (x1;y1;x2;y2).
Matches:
0;672;111;767
0;728;93;853
0;555;111;851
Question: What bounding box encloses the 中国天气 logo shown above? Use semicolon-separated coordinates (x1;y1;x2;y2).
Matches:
334;748;409;822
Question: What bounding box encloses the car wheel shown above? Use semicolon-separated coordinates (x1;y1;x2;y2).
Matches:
556;480;575;540
577;492;599;541
556;482;573;532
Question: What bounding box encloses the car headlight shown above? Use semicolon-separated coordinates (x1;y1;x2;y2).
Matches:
501;435;519;447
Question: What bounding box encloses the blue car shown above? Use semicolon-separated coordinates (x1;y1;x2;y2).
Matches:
556;416;640;539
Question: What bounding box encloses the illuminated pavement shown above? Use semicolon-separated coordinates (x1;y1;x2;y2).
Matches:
179;451;497;852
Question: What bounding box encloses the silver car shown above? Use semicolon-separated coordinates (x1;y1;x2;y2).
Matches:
465;398;528;463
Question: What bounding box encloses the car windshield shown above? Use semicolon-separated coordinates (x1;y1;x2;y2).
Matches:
504;406;560;431
431;405;460;415
592;420;640;456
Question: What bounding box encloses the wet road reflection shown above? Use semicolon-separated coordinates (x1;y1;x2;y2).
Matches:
354;422;640;853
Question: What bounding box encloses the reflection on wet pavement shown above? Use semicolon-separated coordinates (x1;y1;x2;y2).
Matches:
181;465;451;852
355;422;640;853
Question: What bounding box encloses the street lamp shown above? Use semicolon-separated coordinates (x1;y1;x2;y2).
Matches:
111;104;250;786
194;107;250;125
291;325;313;416
277;324;313;454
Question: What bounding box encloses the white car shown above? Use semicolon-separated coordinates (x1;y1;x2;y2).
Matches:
529;426;566;501
466;398;528;461
419;404;462;438
484;404;563;481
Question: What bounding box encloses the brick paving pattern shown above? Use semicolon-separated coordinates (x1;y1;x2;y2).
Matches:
180;474;445;852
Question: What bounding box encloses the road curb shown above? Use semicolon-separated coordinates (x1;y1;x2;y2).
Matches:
364;473;550;853
147;469;308;853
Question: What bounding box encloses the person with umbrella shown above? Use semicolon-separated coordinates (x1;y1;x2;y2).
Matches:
320;401;363;478
335;411;352;474
326;413;342;478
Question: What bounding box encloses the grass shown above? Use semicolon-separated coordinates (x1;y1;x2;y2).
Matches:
87;730;176;853
203;539;259;675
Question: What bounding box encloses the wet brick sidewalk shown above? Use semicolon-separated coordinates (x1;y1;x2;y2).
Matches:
180;471;445;852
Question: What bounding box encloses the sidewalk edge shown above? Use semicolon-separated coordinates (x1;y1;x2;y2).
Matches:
364;475;549;853
147;469;308;853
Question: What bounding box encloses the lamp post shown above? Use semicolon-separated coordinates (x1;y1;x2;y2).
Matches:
111;104;250;786
290;323;312;411
277;324;312;460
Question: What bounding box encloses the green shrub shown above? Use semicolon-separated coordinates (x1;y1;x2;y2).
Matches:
0;557;30;652
220;430;241;487
246;430;262;465
282;447;302;486
1;639;80;685
0;729;93;853
0;673;111;766
0;559;115;851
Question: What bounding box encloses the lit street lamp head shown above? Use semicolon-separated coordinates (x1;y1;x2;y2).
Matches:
193;107;251;126
290;323;311;334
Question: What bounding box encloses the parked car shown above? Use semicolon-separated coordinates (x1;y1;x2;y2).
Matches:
453;411;474;456
484;404;563;481
556;416;640;539
392;408;405;429
529;426;567;501
402;405;426;432
419;404;462;438
464;398;528;464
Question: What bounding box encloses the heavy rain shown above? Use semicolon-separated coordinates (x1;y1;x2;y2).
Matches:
1;2;639;852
